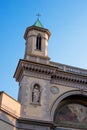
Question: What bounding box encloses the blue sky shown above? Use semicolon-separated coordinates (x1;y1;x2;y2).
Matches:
0;0;87;99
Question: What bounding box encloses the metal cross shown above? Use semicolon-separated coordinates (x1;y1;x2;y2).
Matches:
36;13;41;20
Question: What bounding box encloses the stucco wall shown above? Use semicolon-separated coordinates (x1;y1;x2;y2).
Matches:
50;84;78;109
0;120;17;130
19;76;51;121
0;92;21;118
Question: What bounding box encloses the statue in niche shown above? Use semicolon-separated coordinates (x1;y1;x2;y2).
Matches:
32;84;40;104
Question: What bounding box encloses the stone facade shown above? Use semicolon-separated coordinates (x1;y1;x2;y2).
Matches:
0;19;87;130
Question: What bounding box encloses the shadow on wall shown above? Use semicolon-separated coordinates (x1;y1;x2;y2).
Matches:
0;110;16;130
55;128;69;130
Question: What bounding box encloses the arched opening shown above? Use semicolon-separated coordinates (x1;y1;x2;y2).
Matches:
54;95;87;129
36;34;41;50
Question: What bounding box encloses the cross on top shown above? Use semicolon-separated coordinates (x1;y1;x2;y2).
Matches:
36;13;41;20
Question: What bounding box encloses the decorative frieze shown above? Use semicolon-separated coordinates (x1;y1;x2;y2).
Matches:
25;71;51;80
51;79;87;90
50;61;87;76
14;60;87;90
52;72;87;84
14;59;56;82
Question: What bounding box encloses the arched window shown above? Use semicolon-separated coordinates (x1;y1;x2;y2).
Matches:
36;34;41;50
32;84;41;104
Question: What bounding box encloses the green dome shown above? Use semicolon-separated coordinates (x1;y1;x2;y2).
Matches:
33;18;44;28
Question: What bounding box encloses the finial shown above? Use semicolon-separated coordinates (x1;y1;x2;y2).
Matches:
36;13;41;20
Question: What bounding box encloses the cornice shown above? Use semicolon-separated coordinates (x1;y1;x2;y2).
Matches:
51;78;87;90
14;60;87;90
14;59;56;82
24;26;51;40
25;71;51;80
26;52;50;60
51;70;87;84
0;104;19;119
18;118;53;127
50;61;87;76
51;70;87;90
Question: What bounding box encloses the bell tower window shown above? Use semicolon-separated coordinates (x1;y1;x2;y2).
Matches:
36;34;41;50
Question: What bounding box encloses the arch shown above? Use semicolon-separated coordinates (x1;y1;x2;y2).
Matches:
51;90;87;122
30;81;42;92
36;34;41;50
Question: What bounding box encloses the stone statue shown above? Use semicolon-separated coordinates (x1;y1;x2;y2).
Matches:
32;85;40;103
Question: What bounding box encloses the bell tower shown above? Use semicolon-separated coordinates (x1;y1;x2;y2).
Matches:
14;18;53;124
24;18;51;64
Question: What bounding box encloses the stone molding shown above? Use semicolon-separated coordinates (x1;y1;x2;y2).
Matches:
50;61;87;76
14;60;87;90
26;34;48;41
25;52;50;60
24;26;51;40
51;71;87;90
51;79;87;90
14;59;55;82
17;118;53;128
25;71;51;80
1;104;18;118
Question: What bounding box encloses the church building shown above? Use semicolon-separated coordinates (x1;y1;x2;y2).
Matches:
0;18;87;130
